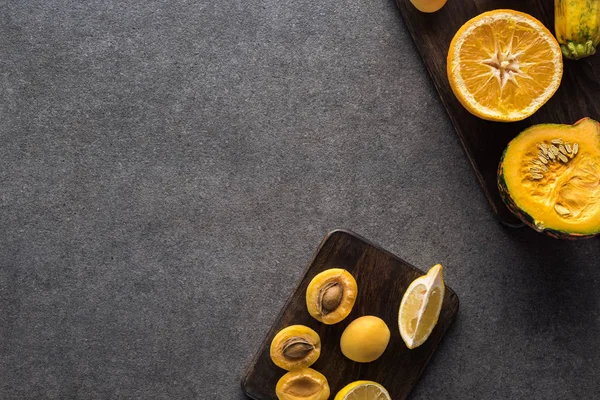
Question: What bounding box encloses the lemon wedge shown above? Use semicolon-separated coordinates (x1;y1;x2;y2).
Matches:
334;380;391;400
398;264;445;349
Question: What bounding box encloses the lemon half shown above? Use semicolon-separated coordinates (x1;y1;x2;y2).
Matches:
334;380;391;400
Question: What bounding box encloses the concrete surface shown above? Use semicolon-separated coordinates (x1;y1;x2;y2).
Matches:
1;1;599;399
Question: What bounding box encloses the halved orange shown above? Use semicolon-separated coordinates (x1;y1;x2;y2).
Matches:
447;10;563;122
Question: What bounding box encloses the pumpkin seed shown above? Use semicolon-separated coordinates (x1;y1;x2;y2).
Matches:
554;204;570;216
559;144;567;154
565;143;572;153
572;143;579;155
551;138;563;145
531;173;544;180
531;161;545;171
547;151;556;160
558;154;568;163
550;145;559;156
530;167;542;173
539;155;549;164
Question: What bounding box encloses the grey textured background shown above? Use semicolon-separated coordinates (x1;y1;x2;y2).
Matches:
1;1;600;399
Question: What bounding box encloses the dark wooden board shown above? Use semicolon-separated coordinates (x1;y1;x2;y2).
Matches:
394;0;600;227
241;230;459;400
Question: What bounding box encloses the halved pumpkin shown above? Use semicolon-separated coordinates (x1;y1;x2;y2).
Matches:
498;118;600;238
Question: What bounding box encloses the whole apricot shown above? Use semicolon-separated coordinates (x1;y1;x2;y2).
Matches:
409;0;447;13
340;316;390;363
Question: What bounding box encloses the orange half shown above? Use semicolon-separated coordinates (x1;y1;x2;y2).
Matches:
447;10;563;122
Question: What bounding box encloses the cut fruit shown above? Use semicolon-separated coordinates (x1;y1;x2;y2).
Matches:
447;10;563;122
498;118;600;238
306;269;357;325
275;368;330;400
398;264;445;349
333;380;391;400
270;325;321;371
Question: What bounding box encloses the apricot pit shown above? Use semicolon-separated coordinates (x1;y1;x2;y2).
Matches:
306;268;357;325
270;325;321;371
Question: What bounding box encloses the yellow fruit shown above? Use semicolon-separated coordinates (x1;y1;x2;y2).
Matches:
275;368;330;400
340;316;390;363
334;380;391;400
398;264;445;349
410;0;447;13
270;325;321;371
447;10;563;122
306;269;358;325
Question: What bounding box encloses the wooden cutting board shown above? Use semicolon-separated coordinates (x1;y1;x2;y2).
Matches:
394;0;600;227
241;230;459;400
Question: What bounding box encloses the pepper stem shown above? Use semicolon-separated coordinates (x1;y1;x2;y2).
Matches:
561;40;596;60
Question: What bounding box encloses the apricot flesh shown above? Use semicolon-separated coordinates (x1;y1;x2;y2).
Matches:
306;269;357;325
340;315;390;363
270;325;321;371
275;368;330;400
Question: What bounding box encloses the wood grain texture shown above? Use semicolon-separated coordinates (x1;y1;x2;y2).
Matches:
394;0;600;227
241;230;459;400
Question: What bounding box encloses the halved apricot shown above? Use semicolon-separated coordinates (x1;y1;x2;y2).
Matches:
275;368;330;400
270;325;321;371
306;268;357;325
